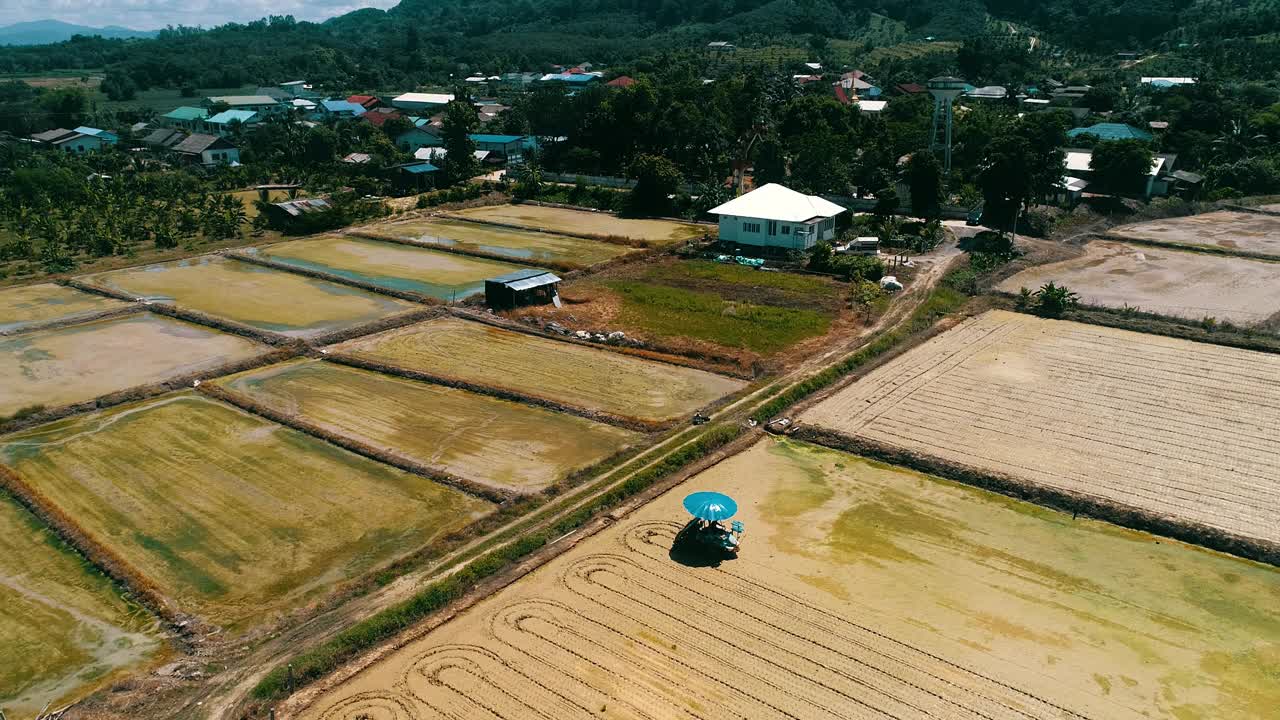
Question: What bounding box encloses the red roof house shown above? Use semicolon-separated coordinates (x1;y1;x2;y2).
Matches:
347;94;381;110
606;75;636;88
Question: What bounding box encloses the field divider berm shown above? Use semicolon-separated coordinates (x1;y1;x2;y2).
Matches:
61;277;306;348
447;307;757;380
224;251;443;305
307;306;445;347
0;347;298;434
1098;231;1280;262
436;211;656;248
195;383;515;505
0;464;186;634
321;353;673;433
788;425;1280;568
0;302;146;337
343;229;587;274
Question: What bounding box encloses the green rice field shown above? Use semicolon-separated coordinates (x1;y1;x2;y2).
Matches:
0;312;267;417
252;236;533;301
354;218;637;268
215;360;639;492
330;317;746;423
0;283;127;334
0;393;493;629
452;204;707;244
83;256;419;338
0;496;162;718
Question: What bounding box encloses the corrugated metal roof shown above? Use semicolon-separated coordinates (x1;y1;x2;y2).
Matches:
209;95;279;106
1066;123;1153;141
398;162;440;174
163;106;208;121
173;133;227;154
273;198;331;216
393;93;455;106
470;134;524;144
205;110;258;125
488;268;561;290
321;99;367;115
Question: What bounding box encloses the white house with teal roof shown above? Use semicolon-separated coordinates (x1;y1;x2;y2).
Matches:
709;183;846;251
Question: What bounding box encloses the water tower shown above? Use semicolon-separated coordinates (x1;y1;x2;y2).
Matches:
928;76;967;173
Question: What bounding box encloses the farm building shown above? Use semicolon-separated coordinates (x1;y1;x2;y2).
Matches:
394;161;440;192
172;134;240;166
30;128;106;153
391;93;455;112
485;269;562;309
709;183;846;251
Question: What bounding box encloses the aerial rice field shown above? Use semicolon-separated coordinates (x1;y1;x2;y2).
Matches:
1109;210;1280;258
331;317;746;423
353;217;638;268
0;496;162;718
0;282;127;333
452;204;707;244
800;309;1280;549
213;360;639;492
301;437;1280;720
251;236;532;301
0;312;266;417
0;393;492;629
997;241;1280;326
83;256;419;337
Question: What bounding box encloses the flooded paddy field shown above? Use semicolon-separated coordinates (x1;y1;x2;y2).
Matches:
452;204;707;244
330;317;746;424
354;218;637;268
214;360;639;493
0;495;162;718
0;393;492;630
82;256;419;338
800;310;1280;550
252;236;534;301
301;437;1280;720
0;312;267;417
1109;210;1280;258
998;240;1280;326
0;283;127;334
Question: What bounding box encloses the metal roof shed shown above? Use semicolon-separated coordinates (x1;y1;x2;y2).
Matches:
485;269;562;309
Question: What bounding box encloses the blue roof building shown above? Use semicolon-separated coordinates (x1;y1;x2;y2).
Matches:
1066;123;1154;142
319;100;367;117
469;133;526;158
161;106;209;130
203;110;261;136
73;126;118;144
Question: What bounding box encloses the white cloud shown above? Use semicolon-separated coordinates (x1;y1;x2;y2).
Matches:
0;0;399;31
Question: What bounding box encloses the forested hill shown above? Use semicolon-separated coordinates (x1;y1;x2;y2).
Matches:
0;0;1275;91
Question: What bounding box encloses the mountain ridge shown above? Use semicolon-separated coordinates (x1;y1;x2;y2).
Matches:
0;19;157;46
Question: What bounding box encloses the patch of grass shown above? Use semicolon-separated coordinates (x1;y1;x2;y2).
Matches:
250;422;743;705
650;260;835;296
604;280;832;354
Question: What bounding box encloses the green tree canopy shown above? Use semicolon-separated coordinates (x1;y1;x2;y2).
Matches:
1090;140;1154;196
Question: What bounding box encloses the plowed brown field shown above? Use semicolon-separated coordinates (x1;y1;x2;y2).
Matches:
800;309;1280;548
299;438;1280;720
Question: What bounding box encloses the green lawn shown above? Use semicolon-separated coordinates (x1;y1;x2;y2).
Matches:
93;85;258;113
603;281;832;355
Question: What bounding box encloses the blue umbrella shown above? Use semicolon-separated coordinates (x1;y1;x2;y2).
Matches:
683;491;738;521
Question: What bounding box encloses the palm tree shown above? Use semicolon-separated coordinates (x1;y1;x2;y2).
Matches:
1213;119;1268;162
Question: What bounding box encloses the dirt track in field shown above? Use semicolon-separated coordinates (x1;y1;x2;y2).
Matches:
800;309;1280;549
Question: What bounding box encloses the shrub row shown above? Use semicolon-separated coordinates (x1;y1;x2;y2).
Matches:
250;421;742;705
751;285;970;424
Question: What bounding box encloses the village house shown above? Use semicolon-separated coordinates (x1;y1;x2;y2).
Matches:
1066;122;1153;142
395;122;444;153
172;133;240;166
709;183;846;251
347;94;381;110
30;128;106;153
1065;148;1178;199
205;95;286;116
469;134;525;160
203;109;260;136
317;99;367;119
141;128;187;150
160;106;209;131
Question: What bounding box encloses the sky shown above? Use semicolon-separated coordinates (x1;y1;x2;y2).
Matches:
0;0;400;30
